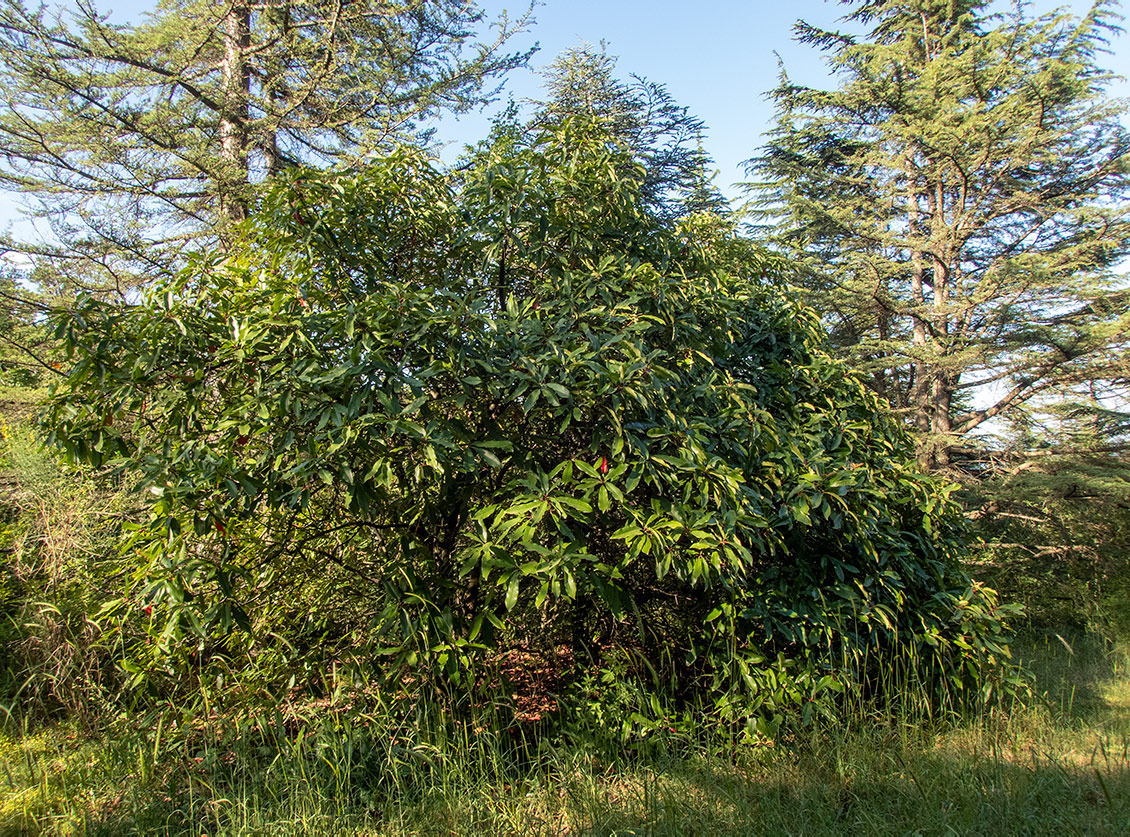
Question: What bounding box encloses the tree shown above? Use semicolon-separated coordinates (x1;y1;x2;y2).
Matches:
0;261;54;387
0;0;532;291
747;0;1130;471
530;45;727;220
43;120;1013;720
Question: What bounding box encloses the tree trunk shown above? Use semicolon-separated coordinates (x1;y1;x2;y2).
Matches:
927;175;954;470
219;0;251;222
262;0;292;180
930;375;953;468
906;171;932;469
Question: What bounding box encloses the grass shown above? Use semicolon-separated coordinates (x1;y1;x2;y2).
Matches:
1;630;1128;835
1;388;1126;834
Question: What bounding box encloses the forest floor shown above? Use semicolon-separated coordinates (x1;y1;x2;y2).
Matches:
1;629;1128;836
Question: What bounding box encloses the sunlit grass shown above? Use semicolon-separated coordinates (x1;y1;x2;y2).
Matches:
2;631;1128;835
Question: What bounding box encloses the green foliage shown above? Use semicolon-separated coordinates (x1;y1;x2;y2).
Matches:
0;266;54;388
0;0;532;286
964;447;1130;635
747;0;1130;470
0;404;133;724
1;633;1127;835
42;120;1014;726
530;44;727;220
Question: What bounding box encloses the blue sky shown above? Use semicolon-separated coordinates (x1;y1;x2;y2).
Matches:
91;0;1130;198
1;0;1126;239
433;0;1130;198
432;0;875;193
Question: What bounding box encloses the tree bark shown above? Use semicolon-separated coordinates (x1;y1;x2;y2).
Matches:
927;176;953;470
906;166;931;469
219;0;252;222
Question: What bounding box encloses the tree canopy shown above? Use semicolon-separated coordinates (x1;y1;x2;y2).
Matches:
0;0;532;290
527;44;727;220
747;0;1130;471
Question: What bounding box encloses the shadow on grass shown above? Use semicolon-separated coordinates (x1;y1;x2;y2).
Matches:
1013;629;1130;729
558;741;1130;837
5;629;1130;836
13;731;1122;836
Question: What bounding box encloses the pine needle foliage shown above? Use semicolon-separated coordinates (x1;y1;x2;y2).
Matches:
746;0;1130;471
0;0;533;289
529;44;727;221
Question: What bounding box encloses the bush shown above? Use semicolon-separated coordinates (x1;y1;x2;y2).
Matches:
42;121;1017;729
0;402;133;725
962;449;1130;636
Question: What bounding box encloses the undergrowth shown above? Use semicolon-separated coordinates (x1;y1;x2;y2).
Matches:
0;630;1127;835
1;384;1126;835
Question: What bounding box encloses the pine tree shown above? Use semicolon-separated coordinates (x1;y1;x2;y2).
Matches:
0;0;532;291
532;45;726;220
747;0;1130;471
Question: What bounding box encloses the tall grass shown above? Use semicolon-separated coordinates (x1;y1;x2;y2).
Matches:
2;629;1128;835
1;387;1127;834
0;408;137;726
